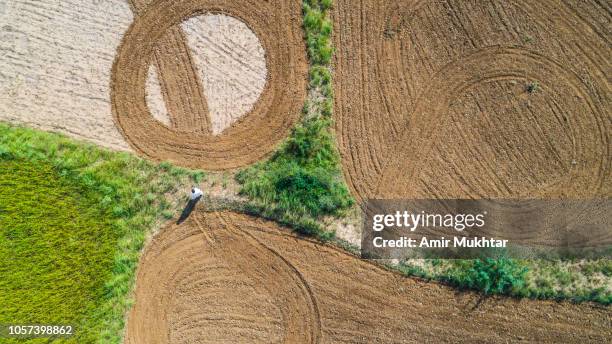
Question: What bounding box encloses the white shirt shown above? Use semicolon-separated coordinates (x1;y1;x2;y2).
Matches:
190;187;203;200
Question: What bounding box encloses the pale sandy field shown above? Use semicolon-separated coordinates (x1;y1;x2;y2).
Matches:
0;0;266;149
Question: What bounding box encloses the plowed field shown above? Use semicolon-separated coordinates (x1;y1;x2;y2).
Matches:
333;0;610;201
126;211;611;343
111;1;612;342
112;0;308;170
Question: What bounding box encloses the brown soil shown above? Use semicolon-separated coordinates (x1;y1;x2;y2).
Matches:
333;0;610;202
126;211;611;343
112;0;308;170
130;0;212;132
121;1;612;342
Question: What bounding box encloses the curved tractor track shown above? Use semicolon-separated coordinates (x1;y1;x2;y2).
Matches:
112;0;308;170
126;211;611;343
123;1;612;342
333;0;611;202
125;211;321;344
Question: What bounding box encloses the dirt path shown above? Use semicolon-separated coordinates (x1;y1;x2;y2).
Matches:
126;211;611;343
332;0;610;202
112;0;308;170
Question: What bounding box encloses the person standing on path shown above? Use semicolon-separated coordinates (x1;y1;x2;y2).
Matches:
177;186;204;224
190;187;203;202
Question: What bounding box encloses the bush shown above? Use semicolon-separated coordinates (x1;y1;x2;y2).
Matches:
320;0;333;10
303;2;335;65
452;258;528;295
526;81;540;93
236;127;353;220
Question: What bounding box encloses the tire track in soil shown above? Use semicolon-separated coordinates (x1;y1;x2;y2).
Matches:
126;211;612;343
378;46;608;199
128;0;211;133
333;0;610;202
112;0;308;170
124;215;286;343
197;212;322;344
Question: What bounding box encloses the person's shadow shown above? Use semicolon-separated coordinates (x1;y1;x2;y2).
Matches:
176;196;202;225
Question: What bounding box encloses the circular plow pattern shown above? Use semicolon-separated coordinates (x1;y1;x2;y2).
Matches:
112;0;307;170
126;211;611;343
121;1;612;342
333;0;610;201
124;211;320;344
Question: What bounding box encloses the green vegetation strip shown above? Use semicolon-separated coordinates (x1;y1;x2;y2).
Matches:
0;123;198;343
399;258;611;304
236;0;354;240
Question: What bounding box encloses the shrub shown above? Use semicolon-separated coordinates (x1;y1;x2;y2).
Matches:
303;2;335;65
526;81;540;93
452;258;529;295
320;0;333;11
236;132;353;221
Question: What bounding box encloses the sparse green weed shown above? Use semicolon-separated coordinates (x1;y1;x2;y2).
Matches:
526;81;540;93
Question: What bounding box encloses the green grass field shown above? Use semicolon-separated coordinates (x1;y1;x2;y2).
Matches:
0;123;196;342
0;160;115;343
